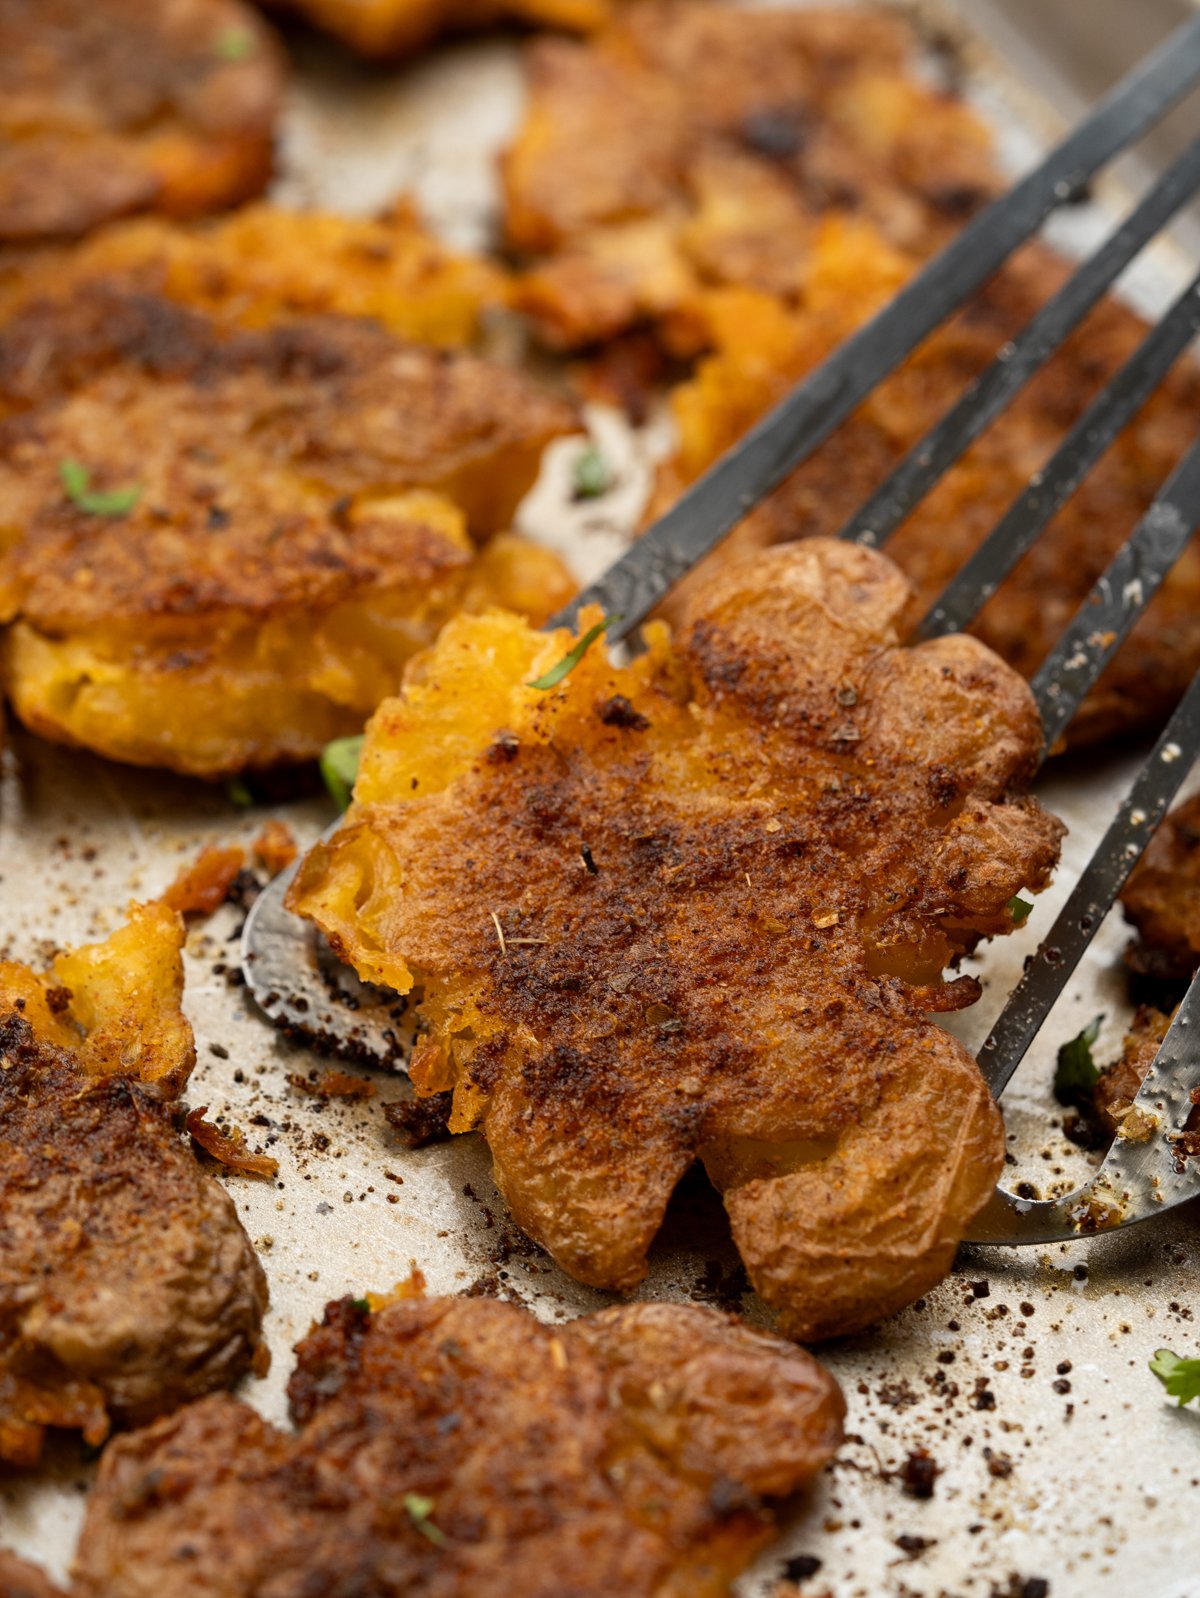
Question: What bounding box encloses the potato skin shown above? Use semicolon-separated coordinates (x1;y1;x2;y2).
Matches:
72;1294;842;1597
1120;793;1200;982
0;0;283;244
291;539;1062;1340
264;0;612;60
0;908;267;1467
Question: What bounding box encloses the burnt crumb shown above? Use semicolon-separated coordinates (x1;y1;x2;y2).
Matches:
894;1533;933;1558
486;730;521;763
984;1448;1013;1479
384;1092;453;1149
224;868;264;910
1056;1360;1072;1375
990;1579;1050;1598
1052;1378;1072;1395
209;1042;230;1060
876;1378;918;1410
781;1553;822;1582
596;694;650;731
44;985;72;1014
580;844;599;875
690;1257;751;1315
899;1448;939;1499
969;1279;990;1299
970;1379;996;1412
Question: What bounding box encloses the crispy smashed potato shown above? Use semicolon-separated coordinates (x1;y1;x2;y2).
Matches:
290;540;1062;1339
502;3;1000;348
1121;793;1200;982
162;844;246;916
0;1551;67;1598
0;285;575;776
0;909;267;1467
264;0;612;59
650;221;1200;749
0;0;283;244
186;1107;280;1178
72;1293;842;1596
0;203;506;347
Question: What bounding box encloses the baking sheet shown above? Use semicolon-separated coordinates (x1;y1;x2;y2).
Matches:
3;7;1200;1594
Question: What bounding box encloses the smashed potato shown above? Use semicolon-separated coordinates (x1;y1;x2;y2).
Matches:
502;2;1000;348
650;220;1200;749
0;908;267;1466
0;203;506;347
0;0;283;244
72;1293;842;1596
290;539;1062;1339
1121;793;1200;982
264;0;613;59
0;285;575;776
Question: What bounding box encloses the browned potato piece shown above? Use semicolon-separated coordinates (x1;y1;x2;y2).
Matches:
0;0;283;244
0;203;507;347
0;907;267;1467
71;1293;843;1597
0;285;576;776
263;0;612;60
0;1551;67;1598
502;2;1000;349
289;539;1062;1339
1120;793;1200;982
650;222;1200;751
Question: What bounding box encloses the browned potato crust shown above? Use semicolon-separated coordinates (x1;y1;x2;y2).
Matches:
0;0;283;244
0;1552;67;1598
264;0;613;59
650;227;1200;751
502;3;999;348
289;539;1062;1339
72;1293;843;1597
0;284;576;775
0;906;267;1468
1121;793;1200;982
0;203;508;347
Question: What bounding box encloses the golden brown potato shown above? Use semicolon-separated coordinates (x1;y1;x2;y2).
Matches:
0;1551;67;1598
0;203;507;347
290;539;1063;1339
264;0;612;59
0;0;283;244
0;907;267;1467
1120;793;1200;982
72;1292;843;1597
0;284;576;776
502;2;1000;348
650;221;1200;750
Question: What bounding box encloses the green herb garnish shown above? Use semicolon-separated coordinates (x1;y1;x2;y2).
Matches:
1053;1014;1104;1105
214;26;256;60
59;460;142;517
226;777;254;809
571;442;613;500
351;1297;371;1313
527;614;621;691
403;1493;448;1547
320;734;364;810
1150;1348;1200;1406
1008;894;1033;926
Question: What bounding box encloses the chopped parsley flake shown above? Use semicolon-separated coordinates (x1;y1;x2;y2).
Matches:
1149;1348;1200;1406
403;1493;448;1547
351;1297;371;1313
571;442;613;500
1008;894;1033;925
1053;1014;1103;1105
214;26;256;60
320;734;364;811
528;614;621;691
59;459;142;517
225;777;254;809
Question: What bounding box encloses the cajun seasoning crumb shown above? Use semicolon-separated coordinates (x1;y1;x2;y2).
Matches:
186;1106;279;1178
384;1092;454;1148
162;845;246;915
899;1448;940;1499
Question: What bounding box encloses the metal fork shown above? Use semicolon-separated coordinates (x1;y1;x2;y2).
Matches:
242;12;1200;1246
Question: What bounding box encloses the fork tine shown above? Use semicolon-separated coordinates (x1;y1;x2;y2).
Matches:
841;138;1200;551
917;270;1200;643
969;962;1200;1244
1030;434;1200;751
977;670;1200;1099
552;13;1200;638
